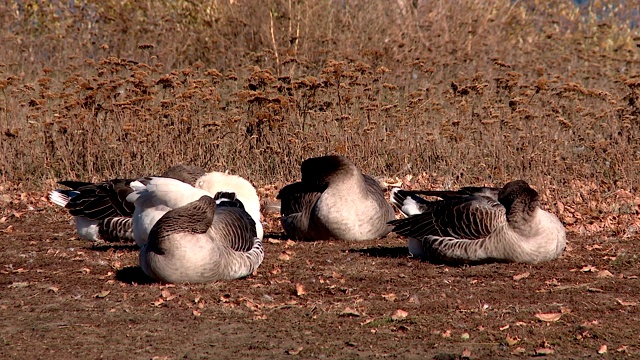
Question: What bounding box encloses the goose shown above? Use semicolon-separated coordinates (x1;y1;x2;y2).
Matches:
139;193;264;283
277;155;395;241
388;180;566;264
127;174;263;247
48;164;206;242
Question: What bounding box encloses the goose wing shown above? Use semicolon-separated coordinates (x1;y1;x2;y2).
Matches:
390;188;431;217
54;179;137;220
277;181;325;217
402;186;501;201
211;205;258;252
389;195;506;240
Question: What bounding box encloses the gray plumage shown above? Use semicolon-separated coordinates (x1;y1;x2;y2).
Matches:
389;180;566;264
277;155;395;241
140;195;264;283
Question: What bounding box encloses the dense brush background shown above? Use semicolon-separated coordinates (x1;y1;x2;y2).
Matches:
1;0;639;228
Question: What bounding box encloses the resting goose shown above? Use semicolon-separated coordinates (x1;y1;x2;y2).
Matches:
139;193;264;283
388;180;566;264
277;155;395;241
127;174;263;247
48;164;206;242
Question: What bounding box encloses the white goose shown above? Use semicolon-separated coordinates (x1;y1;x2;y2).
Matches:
277;155;395;241
389;180;566;264
127;173;262;247
139;193;264;283
48;164;206;242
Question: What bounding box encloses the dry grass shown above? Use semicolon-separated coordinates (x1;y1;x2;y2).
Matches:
1;0;639;228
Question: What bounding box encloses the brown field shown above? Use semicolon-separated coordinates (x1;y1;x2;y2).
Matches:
1;0;640;358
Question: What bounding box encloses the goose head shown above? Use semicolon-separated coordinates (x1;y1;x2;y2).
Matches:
161;164;206;185
193;171;262;238
498;180;540;222
300;155;359;185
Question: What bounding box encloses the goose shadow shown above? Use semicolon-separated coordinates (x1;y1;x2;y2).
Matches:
352;247;498;266
91;243;139;252
350;246;410;259
264;232;327;243
115;266;156;285
264;232;289;240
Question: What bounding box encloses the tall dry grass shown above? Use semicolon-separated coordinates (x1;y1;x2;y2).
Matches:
1;0;639;223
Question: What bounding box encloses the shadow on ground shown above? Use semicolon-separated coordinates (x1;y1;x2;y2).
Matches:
115;266;156;285
350;246;410;259
91;243;139;252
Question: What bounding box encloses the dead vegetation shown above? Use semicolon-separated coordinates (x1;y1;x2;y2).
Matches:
2;0;638;236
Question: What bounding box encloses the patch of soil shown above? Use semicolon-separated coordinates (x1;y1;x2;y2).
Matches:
1;203;639;359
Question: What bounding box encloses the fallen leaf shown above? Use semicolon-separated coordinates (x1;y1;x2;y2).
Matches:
277;253;290;261
286;346;303;355
535;313;562;322
545;278;560;286
616;298;637;306
499;324;510;330
47;286;59;293
597;270;613;278
441;329;452;338
295;283;306;296
581;265;597;272
192;309;201;317
359;318;374;326
513;272;530;281
598;344;607;354
461;349;471;357
505;334;520;346
339;307;360;317
8;281;29;288
535;348;554;355
382;293;397;301
267;239;281;244
616;345;628;353
94;290;110;298
511;347;526;355
460;332;470;340
391;309;408;320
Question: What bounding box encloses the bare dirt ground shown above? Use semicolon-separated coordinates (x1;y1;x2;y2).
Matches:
1;189;639;359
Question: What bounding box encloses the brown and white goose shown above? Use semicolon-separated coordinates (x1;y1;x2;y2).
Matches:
389;180;566;264
48;164;206;242
277;155;395;241
139;193;264;283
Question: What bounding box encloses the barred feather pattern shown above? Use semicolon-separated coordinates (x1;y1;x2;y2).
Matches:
99;217;134;242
